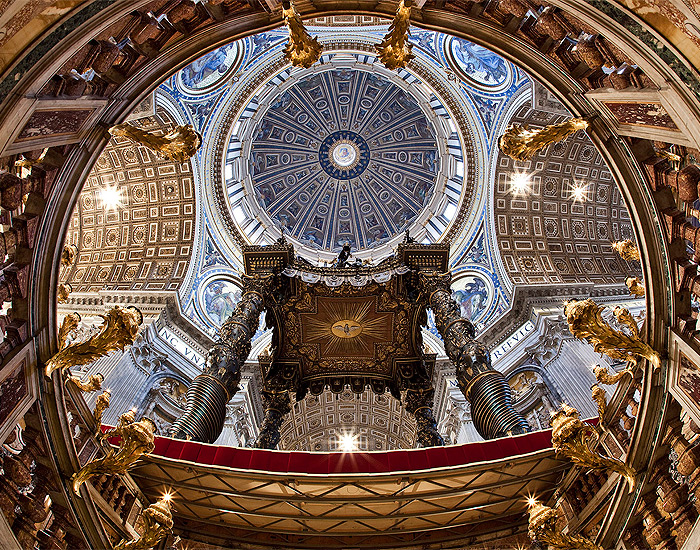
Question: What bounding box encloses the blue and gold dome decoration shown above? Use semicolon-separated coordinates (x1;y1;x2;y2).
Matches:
249;67;439;252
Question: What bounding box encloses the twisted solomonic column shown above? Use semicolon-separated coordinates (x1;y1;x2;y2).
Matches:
169;274;276;443
419;272;530;439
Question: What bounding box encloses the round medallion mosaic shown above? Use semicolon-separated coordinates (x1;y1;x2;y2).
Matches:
319;131;369;178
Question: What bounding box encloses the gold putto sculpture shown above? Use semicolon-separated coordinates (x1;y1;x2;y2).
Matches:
61;244;78;267
551;403;636;491
46;306;142;376
625;276;645;296
114;493;174;550
591;384;607;421
281;1;322;68
527;498;602;550
109;123;201;163
498;117;589;161
611;239;640;261
375;0;415;70
57;283;72;304
72;409;155;494
564;298;660;369
69;373;104;393
593;364;633;386
57;312;81;350
93;389;111;429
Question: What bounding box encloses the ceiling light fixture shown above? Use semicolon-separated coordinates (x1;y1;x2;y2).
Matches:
99;186;123;211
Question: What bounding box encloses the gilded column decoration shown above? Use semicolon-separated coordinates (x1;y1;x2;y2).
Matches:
69;373;104;392
46;306;142;376
625;276;645;296
611;239;640;261
281;0;322;68
72;410;155;494
113;494;173;550
109;123;202;162
564;299;660;369
170;274;280;443
375;0;415;70
498;117;588;161
527;498;602;550
418;272;530;438
405;387;444;447
550;403;636;490
57;283;72;303
93;389;111;428
254;391;292;449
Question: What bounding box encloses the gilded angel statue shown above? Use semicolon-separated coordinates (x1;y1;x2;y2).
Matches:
282;1;322;68
375;0;415;70
109;123;201;162
498;117;589;161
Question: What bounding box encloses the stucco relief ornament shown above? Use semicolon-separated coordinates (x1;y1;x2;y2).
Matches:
527;498;602;550
550;403;636;491
113;493;174;550
46;306;142;376
281;0;322;68
375;0;415;70
564;298;660;369
108;123;202;162
72;409;156;494
498;117;589;161
611;239;640;261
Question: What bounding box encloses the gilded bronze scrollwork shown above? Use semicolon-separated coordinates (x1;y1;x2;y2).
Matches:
72;410;155;494
109;123;201;162
113;494;173;550
281;0;322;68
69;373;104;393
46;306;142;376
564;299;660;369
498;117;589;161
527;498;603;550
550;403;636;491
375;0;415;70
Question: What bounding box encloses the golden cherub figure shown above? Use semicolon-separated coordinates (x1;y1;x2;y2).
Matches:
375;0;415;70
69;373;104;393
527;498;602;550
57;312;81;350
564;298;660;369
625;276;645;296
593;364;634;386
72;410;155;494
46;306;142;376
498;117;589;161
57;283;72;304
551;403;635;491
109;123;201;163
114;493;174;550
93;389;111;429
281;1;322;68
61;244;78;267
611;239;640;261
591;384;607;421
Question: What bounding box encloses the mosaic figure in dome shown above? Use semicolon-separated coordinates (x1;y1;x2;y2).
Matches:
181;43;237;88
204;280;242;326
452;277;489;321
452;39;507;85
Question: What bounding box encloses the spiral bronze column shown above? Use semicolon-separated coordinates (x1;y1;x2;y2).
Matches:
169;275;275;443
419;272;530;439
405;387;444;447
253;391;292;449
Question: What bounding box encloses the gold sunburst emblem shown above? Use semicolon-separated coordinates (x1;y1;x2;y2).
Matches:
301;296;393;358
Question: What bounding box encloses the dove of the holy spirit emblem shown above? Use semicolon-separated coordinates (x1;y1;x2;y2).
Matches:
331;320;363;338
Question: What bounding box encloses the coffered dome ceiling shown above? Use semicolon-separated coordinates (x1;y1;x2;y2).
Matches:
249;68;440;252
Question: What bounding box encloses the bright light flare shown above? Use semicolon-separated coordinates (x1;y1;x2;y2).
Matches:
99;186;123;211
510;172;531;195
337;432;359;452
162;491;172;502
570;182;588;203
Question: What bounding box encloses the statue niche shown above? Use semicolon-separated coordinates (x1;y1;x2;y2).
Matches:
170;241;530;447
